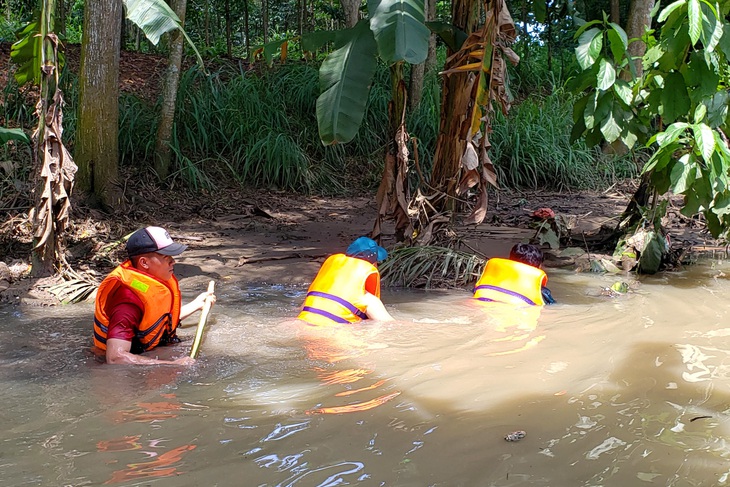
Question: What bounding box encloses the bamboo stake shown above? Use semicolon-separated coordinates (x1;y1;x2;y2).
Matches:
190;280;216;358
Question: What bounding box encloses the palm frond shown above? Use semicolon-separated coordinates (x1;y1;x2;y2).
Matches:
380;245;485;289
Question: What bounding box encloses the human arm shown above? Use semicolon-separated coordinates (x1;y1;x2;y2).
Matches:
180;290;217;321
106;338;195;365
362;292;395;322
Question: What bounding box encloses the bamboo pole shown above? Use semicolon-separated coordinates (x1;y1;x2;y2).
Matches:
190;281;216;358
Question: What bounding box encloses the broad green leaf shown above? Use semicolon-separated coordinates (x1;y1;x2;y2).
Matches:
533;0;547;23
0;127;30;145
712;192;730;216
425;21;468;51
613;79;633;105
693;123;716;164
574;19;603;39
644;144;678;172
317;20;378;145
693;103;707;123
368;0;429;64
688;0;702;44
262;39;287;66
123;0;204;67
301;30;337;52
706;91;730;127
658;0;688;23
718;20;730;58
656;123;688;147
621;127;639;150
607;22;628;60
10;12;42;86
700;2;723;52
597;59;616;91
124;0;181;45
661;71;690;123
600;105;622;143
638;231;664;274
670;153;696;193
576;28;602;70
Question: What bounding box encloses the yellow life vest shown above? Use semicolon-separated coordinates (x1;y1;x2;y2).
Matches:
298;254;381;326
473;258;546;306
93;261;182;352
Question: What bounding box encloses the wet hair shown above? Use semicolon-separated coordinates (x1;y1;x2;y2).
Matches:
509;243;544;268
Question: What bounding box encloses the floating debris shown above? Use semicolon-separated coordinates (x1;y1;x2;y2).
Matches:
504;430;526;442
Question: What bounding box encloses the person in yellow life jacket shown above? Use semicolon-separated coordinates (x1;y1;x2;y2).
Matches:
298;236;395;326
473;243;555;306
93;226;216;366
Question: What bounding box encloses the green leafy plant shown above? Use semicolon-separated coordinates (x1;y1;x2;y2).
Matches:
570;0;730;264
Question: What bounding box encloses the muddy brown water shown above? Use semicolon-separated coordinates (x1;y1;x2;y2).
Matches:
2;262;730;486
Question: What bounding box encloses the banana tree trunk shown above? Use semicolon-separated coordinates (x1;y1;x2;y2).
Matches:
429;0;480;213
154;0;188;180
30;0;77;277
374;63;411;242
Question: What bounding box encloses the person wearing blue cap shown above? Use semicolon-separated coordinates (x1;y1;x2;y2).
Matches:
297;236;394;326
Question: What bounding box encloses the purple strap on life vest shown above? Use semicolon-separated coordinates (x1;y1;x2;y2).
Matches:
301;306;351;324
473;284;537;306
305;291;369;321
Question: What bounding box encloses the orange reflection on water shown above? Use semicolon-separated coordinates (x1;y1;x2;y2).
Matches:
111;400;183;423
103;444;196;484
307;391;401;415
96;435;142;453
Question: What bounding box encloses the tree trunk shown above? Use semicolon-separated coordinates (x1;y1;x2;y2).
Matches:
521;0;528;60
225;0;232;57
545;0;552;72
624;0;654;78
429;0;480;213
263;0;269;44
610;0;621;24
56;0;65;38
425;0;437;72
76;0;122;210
340;0;360;28
204;0;210;48
244;0;250;58
407;0;429;112
153;0;187;181
408;63;425;112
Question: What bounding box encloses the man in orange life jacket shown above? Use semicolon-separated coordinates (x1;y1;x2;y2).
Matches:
93;226;216;365
298;236;395;326
473;243;555;306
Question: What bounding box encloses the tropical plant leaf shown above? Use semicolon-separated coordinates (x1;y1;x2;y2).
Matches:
123;0;204;67
301;30;337;52
0;127;30;145
661;71;690;123
425;21;468;51
368;0;429;64
575;28;602;70
10;11;44;87
687;0;702;45
316;20;378;145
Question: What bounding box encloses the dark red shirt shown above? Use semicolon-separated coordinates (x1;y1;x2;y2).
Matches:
105;286;144;342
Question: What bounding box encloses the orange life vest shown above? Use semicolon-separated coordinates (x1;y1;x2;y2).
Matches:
473;258;547;306
93;261;182;352
298;254;381;326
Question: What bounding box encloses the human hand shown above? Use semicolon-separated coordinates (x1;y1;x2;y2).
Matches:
170;355;196;366
193;290;217;310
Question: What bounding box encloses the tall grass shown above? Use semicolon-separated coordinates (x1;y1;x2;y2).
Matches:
488;89;637;190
